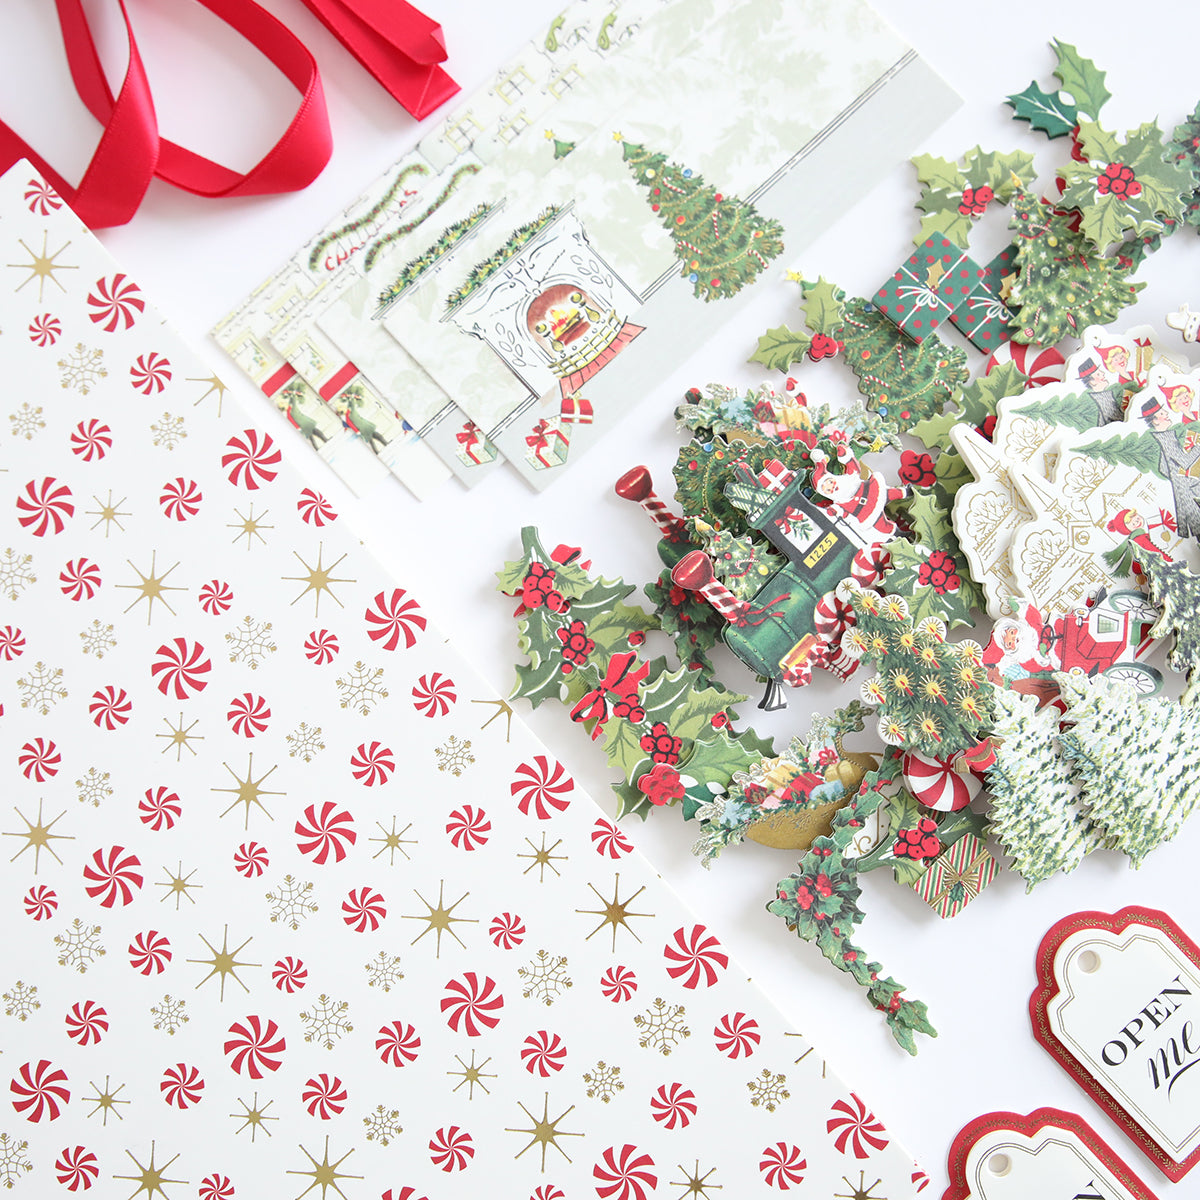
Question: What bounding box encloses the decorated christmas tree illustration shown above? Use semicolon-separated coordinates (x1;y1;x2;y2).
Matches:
619;137;784;301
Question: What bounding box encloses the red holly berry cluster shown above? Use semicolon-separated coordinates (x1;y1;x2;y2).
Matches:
522;562;565;611
917;549;962;594
639;721;682;765
807;331;844;361
893;817;941;860
794;872;834;911
556;619;595;672
612;695;646;723
898;449;936;488
957;184;994;216
1096;162;1142;200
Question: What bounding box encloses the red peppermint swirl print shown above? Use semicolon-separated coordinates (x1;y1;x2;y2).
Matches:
428;1126;473;1173
297;488;336;526
83;846;143;907
600;966;637;1003
376;1021;420;1067
128;930;171;975
87;274;144;331
302;1073;346;1119
272;957;307;993
25;178;62;213
382;1191;426;1200
411;672;456;717
441;973;503;1037
0;625;25;660
446;805;491;851
341;887;386;932
55;1145;99;1191
350;741;394;786
533;1188;565;1200
199;580;233;615
304;629;339;664
198;1175;234;1200
295;801;357;864
510;756;574;819
593;1144;656;1200
234;842;269;878
222;429;281;489
227;693;270;737
760;1143;807;1189
591;818;633;858
159;478;202;521
160;1063;204;1109
828;1093;890;1158
151;638;211;699
70;419;110;460
130;352;172;394
913;1166;931;1192
365;588;426;651
24;885;57;921
650;1082;696;1129
663;925;728;989
29;313;62;346
19;737;60;781
88;686;131;729
224;1015;286;1078
520;1030;566;1076
65;1001;108;1046
59;558;101;601
714;1012;760;1059
17;477;73;536
10;1059;69;1122
489;913;525;950
139;787;181;831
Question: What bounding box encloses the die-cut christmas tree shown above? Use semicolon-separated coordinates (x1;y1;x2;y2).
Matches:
619;137;784;301
1057;673;1200;866
1144;556;1200;704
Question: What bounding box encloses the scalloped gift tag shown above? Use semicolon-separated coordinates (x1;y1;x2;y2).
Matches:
944;1107;1159;1199
1030;907;1200;1182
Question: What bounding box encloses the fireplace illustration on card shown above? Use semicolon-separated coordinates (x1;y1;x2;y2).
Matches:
443;204;643;470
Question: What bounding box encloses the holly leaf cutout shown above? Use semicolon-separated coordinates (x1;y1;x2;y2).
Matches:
641;664;745;739
1051;40;1110;121
911;361;1024;451
912;152;961;192
681;726;777;821
1168;101;1200;230
800;276;847;335
962;146;1037;201
1006;81;1077;138
751;324;811;372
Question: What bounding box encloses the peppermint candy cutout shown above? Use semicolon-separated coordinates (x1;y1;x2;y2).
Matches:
83;846;143;907
24;885;57;921
441;973;503;1036
591;818;633;858
341;887;386;932
650;1082;696;1129
10;1059;69;1122
59;557;101;600
227;693;270;737
65;1001;107;1046
222;429;281;489
18;737;60;782
159;478;202;521
411;671;456;717
198;580;233;615
714;1011;760;1059
0;625;25;661
600;966;637;1003
24;177;62;213
510;755;573;819
489;912;525;950
199;1175;234;1200
86;273;144;331
428;1125;473;1173
593;1144;656;1200
350;741;394;786
305;629;339;664
827;1093;889;1158
55;1145;99;1191
160;1063;204;1108
365;588;426;651
302;1073;346;1119
272;957;307;993
151;638;211;699
901;750;982;812
234;842;269;878
520;1030;566;1076
29;312;62;346
139;787;181;831
297;488;336;526
128;930;171;975
130;352;172;394
532;1188;565;1200
377;1021;420;1067
663;925;728;989
446;805;491;851
89;686;131;729
224;1015;286;1077
17;477;73;536
985;338;1066;389
760;1143;807;1189
70;419;110;460
295;801;357;864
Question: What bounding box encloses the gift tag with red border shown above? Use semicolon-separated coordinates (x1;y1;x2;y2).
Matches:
944;1108;1159;1200
1030;907;1200;1182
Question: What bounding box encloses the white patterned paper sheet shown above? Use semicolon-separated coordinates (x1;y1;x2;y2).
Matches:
0;164;926;1199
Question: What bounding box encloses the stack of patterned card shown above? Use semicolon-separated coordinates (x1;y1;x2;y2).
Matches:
0;163;927;1197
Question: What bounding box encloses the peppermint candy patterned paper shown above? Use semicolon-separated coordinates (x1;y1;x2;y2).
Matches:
0;164;925;1198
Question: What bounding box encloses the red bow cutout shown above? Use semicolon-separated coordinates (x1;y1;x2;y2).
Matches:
569;652;649;740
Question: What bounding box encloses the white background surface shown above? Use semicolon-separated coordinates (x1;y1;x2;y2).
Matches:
4;1;1200;1190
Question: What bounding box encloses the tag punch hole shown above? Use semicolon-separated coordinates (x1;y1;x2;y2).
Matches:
987;1153;1012;1176
1077;949;1102;973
